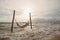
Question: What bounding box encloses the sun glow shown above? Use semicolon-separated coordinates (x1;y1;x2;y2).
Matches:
21;6;32;21
16;5;33;22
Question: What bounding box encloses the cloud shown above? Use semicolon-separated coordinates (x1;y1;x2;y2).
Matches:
0;0;60;22
45;8;60;18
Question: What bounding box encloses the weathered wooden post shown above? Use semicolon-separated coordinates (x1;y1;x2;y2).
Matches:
11;10;15;33
29;12;32;29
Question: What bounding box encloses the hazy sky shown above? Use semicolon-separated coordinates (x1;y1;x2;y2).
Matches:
0;0;60;22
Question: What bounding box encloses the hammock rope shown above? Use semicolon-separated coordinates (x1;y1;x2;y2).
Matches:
15;19;29;28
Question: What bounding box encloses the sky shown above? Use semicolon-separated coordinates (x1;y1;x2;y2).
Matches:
0;0;60;22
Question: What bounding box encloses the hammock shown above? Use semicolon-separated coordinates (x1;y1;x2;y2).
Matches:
15;19;29;28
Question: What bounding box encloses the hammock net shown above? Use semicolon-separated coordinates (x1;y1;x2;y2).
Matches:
15;19;29;28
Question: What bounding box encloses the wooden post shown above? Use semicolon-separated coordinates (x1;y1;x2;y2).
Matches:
29;12;32;29
11;10;15;33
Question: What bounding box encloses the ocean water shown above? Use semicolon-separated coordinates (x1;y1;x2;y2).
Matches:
0;22;59;33
0;22;60;40
0;22;52;29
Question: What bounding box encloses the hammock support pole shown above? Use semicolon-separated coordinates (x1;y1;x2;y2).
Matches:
11;10;15;33
29;12;32;29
